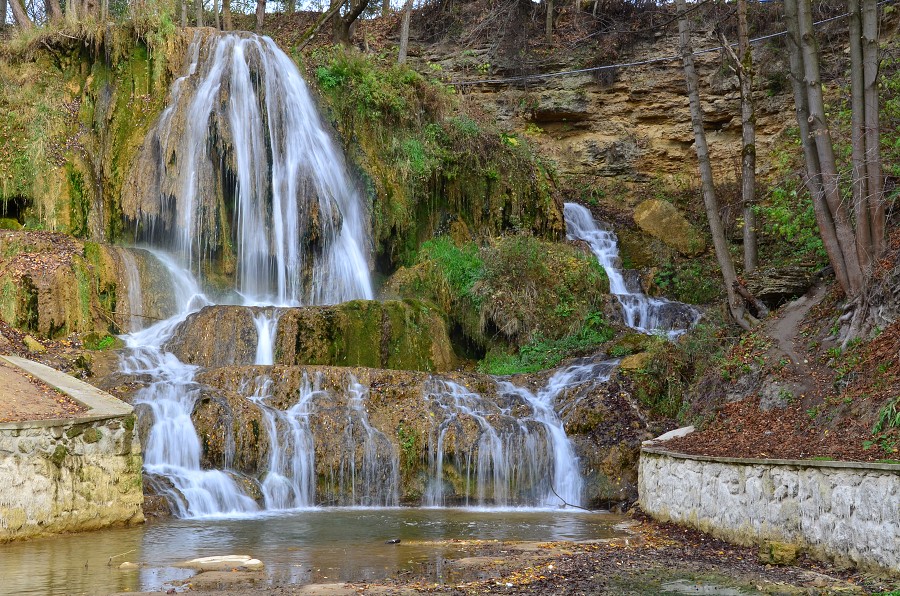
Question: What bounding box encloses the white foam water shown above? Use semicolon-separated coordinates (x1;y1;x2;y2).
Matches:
563;202;700;337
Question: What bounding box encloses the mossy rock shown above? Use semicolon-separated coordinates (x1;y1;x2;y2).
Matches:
633;199;705;256
164;301;455;372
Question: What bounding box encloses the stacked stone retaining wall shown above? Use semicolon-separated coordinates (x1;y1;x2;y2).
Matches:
0;357;144;542
639;447;900;573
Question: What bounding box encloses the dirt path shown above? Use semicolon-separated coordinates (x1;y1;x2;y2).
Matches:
0;356;86;422
767;284;828;367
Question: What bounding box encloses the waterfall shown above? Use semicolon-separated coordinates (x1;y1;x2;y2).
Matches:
117;30;379;517
563;202;700;337
135;32;373;306
337;379;399;507
253;310;280;366
424;359;616;508
248;374;319;510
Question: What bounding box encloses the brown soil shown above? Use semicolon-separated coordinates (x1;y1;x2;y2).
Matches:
0;356;86;422
663;277;900;463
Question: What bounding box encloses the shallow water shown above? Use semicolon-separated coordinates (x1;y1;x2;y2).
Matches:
0;508;624;595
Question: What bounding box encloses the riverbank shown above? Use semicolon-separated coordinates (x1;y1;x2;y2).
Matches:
116;510;896;595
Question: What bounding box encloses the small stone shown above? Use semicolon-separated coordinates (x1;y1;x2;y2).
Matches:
118;562;139;570
385;538;401;544
23;335;46;353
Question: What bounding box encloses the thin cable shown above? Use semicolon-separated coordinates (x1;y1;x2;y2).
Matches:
447;0;895;87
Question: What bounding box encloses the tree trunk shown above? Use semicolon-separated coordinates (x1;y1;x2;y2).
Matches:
333;0;369;45
213;0;219;29
285;0;294;15
181;0;187;27
9;0;31;28
296;0;345;50
798;0;863;295
381;0;388;16
196;0;204;27
45;0;63;22
784;0;849;293
735;0;757;272
676;0;752;330
849;0;872;270
222;0;231;29
397;0;413;64
545;0;553;45
255;0;264;31
862;0;884;256
0;0;7;26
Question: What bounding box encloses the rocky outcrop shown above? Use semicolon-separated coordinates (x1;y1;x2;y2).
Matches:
633;199;705;256
744;266;815;308
0;231;175;339
163;301;455;372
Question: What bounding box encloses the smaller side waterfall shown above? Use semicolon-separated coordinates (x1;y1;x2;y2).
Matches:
337;379;399;507
423;379;540;507
564;202;700;337
248;374;319;509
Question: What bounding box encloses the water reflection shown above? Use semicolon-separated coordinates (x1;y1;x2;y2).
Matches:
0;508;622;594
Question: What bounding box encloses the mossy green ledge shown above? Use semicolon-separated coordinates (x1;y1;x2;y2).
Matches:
162;300;455;372
0;356;143;543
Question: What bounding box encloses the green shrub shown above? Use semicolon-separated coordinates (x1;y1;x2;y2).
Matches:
419;237;483;303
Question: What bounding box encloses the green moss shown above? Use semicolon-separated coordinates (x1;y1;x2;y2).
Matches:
66;425;85;439
307;47;562;272
49;444;68;467
82;427;102;444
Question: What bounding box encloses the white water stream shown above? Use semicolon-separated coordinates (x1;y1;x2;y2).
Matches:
564;202;700;337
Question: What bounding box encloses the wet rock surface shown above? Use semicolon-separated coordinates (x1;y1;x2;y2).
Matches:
162;301;455;372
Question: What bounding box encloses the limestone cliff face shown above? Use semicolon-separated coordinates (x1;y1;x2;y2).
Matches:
420;31;792;190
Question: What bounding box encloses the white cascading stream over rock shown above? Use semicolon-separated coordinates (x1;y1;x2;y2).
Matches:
120;31;375;518
145;32;372;306
563;202;700;337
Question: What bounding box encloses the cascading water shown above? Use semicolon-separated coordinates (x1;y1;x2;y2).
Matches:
247;373;319;509
423;359;618;508
336;379;399;507
119;31;375;517
134;32;373;306
563;202;700;337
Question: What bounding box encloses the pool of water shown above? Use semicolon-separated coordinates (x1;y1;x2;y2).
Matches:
0;508;624;595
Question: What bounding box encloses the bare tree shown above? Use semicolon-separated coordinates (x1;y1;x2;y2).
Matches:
545;0;553;44
332;0;370;45
9;0;31;28
222;0;231;29
719;0;757;272
255;0;264;31
196;0;204;27
862;0;885;255
44;0;62;22
213;0;219;29
676;0;753;329
783;0;885;297
397;0;413;64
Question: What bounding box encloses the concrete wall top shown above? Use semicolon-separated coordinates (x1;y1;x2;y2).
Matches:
0;355;132;430
641;445;900;473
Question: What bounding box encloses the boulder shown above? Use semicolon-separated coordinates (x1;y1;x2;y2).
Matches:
633;199;706;256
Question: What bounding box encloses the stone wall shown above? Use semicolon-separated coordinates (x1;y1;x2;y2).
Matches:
0;357;144;542
639;448;900;572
